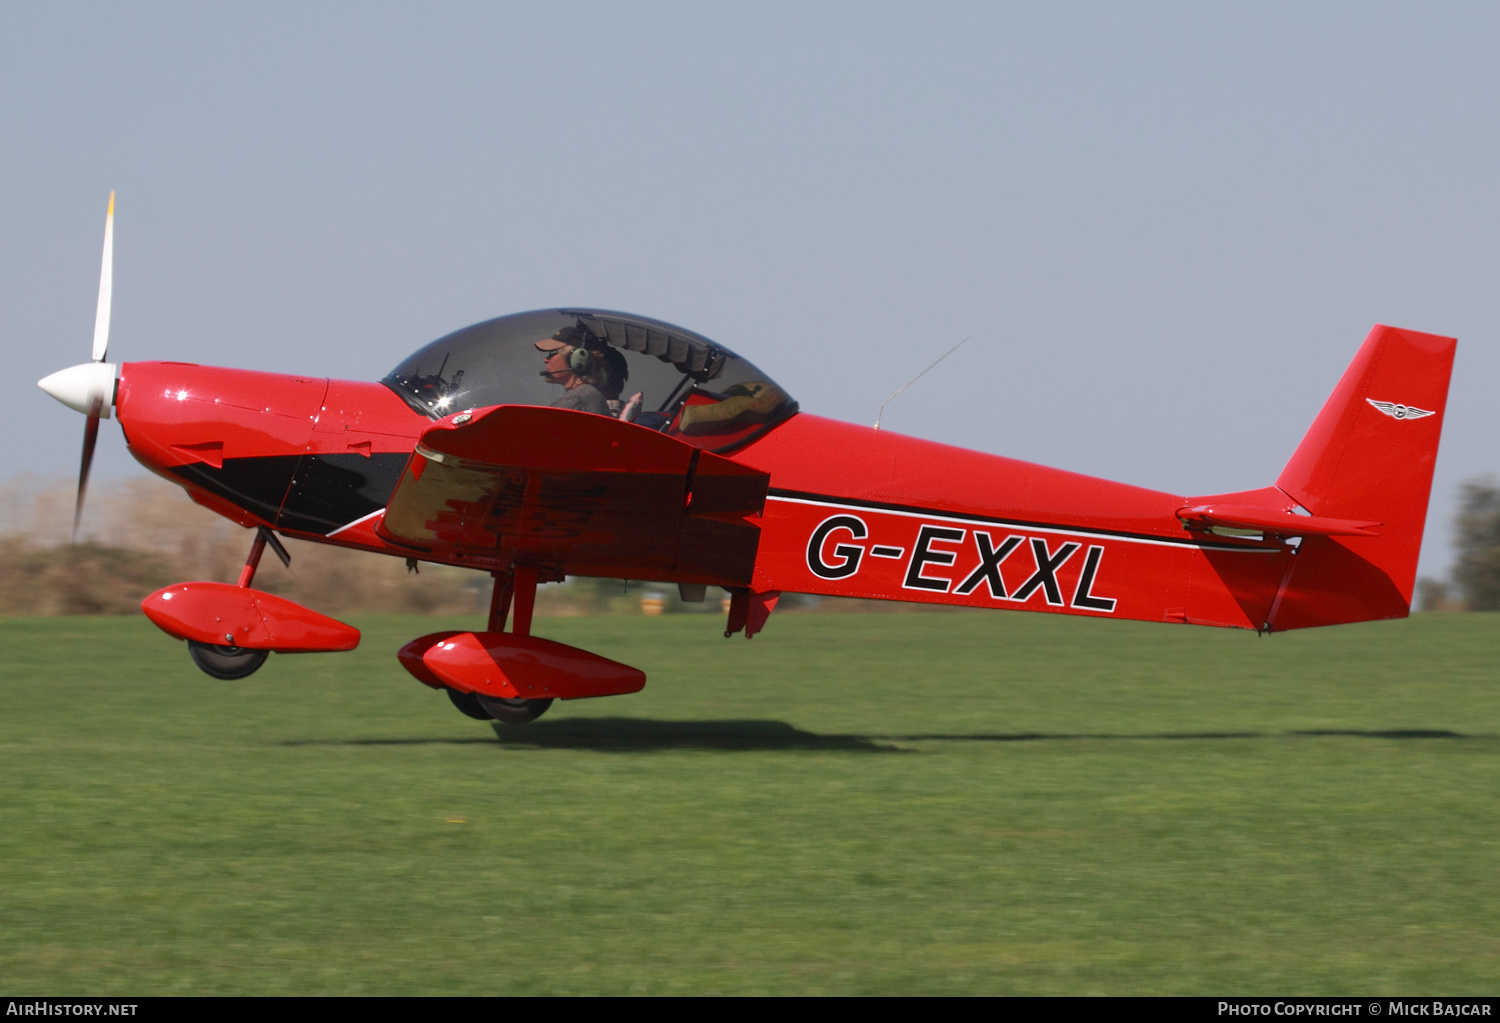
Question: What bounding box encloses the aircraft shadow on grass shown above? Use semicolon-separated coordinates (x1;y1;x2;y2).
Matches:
886;728;1482;743
282;721;1488;754
287;719;905;753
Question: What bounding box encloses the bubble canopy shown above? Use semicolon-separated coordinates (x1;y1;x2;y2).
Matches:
382;309;796;452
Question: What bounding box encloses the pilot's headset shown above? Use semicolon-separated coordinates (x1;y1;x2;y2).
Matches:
567;344;596;375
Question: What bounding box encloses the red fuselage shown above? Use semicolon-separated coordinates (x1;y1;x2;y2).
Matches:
116;321;1452;637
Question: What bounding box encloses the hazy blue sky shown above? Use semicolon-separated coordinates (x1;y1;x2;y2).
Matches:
4;2;1497;578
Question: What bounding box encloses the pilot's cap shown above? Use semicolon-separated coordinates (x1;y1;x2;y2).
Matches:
535;324;594;353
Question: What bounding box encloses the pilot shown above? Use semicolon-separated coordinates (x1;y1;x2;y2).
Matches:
535;329;610;416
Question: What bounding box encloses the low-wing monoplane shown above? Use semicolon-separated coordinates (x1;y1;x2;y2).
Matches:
39;197;1457;724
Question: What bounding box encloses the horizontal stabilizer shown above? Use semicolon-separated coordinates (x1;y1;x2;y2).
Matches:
1176;504;1381;538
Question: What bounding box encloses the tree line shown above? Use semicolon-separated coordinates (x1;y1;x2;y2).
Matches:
1418;476;1500;612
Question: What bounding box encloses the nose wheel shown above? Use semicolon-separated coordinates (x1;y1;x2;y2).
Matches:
188;640;269;680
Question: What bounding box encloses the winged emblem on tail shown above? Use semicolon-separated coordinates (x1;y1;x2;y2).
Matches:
1366;399;1436;420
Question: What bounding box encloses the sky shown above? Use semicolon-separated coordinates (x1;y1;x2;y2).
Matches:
3;1;1498;579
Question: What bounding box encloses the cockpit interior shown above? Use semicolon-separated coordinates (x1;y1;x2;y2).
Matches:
383;309;796;453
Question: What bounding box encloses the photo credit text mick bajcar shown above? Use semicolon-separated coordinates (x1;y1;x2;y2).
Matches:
1219;1005;1491;1017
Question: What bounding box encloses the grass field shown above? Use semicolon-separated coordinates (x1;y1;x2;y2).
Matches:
1;609;1496;995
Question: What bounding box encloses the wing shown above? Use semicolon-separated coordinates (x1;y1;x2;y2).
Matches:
378;405;769;585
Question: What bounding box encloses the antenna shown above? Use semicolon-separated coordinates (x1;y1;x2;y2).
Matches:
873;337;968;431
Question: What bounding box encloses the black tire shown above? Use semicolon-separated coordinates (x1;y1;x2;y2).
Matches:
187;640;269;680
476;694;554;725
446;687;494;721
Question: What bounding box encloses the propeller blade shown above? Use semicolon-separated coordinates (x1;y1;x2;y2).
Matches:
74;395;103;541
91;191;114;363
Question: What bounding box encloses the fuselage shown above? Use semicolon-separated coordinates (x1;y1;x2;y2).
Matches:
115;358;1329;633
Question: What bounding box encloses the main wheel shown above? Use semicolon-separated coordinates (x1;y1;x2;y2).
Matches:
446;687;494;721
476;694;554;725
187;640;269;680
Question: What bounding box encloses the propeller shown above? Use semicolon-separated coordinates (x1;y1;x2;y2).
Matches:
75;191;116;539
38;192;119;541
93;190;114;364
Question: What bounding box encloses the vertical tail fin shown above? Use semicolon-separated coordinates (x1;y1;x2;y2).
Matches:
1270;325;1455;628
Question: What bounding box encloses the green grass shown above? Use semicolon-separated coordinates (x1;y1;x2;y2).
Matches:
0;610;1496;995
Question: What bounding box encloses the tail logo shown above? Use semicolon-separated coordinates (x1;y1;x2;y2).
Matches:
1367;399;1436;421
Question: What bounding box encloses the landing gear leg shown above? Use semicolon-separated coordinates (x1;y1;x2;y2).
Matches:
487;567;514;632
479;565;552;726
237;525;290;588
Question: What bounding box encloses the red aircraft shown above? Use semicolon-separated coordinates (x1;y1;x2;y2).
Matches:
40;196;1457;725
